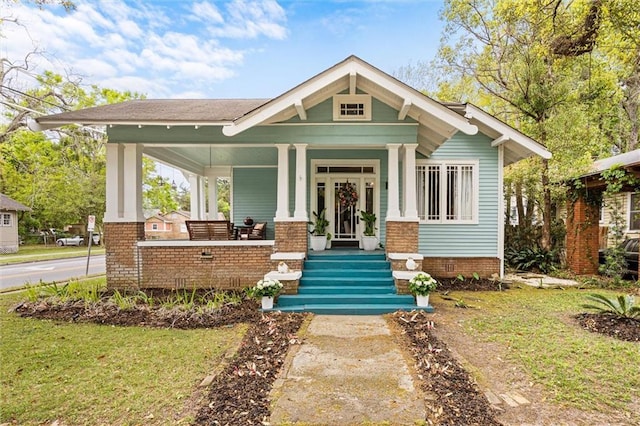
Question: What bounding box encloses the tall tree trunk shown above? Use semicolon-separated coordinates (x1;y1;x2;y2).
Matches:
515;181;526;227
540;159;552;251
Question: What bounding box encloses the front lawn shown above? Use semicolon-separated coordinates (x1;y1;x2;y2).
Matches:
434;286;639;414
0;290;247;425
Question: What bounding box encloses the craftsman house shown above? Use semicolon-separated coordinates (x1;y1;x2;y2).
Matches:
32;56;550;311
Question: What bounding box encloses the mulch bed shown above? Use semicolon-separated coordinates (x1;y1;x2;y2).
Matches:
435;277;508;292
575;313;640;342
194;312;306;425
392;310;503;426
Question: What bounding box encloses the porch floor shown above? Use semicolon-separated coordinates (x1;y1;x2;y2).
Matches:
271;249;433;314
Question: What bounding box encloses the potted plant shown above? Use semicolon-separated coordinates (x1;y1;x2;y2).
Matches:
247;277;284;309
359;211;377;251
408;272;438;307
308;209;331;251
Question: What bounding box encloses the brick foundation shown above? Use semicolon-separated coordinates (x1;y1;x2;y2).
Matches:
139;245;273;290
105;222;145;289
422;257;500;278
385;221;419;253
565;195;599;275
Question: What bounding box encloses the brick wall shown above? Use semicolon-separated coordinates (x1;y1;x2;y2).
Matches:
385;221;418;253
139;245;273;290
566;196;599;275
105;222;145;289
422;257;499;278
275;221;308;253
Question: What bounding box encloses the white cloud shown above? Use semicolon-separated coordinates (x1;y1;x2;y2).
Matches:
1;0;290;98
192;1;224;24
207;0;288;39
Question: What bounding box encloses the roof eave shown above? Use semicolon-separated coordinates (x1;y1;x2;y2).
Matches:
456;104;552;163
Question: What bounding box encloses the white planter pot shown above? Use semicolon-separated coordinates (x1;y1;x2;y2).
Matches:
416;294;430;307
261;296;274;309
361;235;377;251
310;235;327;251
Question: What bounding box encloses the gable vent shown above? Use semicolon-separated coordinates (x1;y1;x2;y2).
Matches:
333;94;371;121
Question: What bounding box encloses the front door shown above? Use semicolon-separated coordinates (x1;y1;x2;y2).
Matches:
312;161;378;248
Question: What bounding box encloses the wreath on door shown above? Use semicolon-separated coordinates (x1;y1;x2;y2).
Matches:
337;181;359;208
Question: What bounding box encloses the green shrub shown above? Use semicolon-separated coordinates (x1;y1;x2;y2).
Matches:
505;246;558;274
582;293;640;319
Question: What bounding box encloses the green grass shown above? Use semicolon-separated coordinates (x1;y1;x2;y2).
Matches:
434;287;639;413
0;244;105;265
0;290;247;425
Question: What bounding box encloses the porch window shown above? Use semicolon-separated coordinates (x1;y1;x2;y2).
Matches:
1;213;11;227
630;193;640;230
416;160;478;224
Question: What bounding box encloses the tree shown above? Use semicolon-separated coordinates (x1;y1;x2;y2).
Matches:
434;0;625;251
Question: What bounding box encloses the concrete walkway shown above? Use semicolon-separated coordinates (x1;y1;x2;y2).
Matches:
270;315;425;425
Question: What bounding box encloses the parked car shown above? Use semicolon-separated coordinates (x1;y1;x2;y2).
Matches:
56;235;85;246
598;238;639;278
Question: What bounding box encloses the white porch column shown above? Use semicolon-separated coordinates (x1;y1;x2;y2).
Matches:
275;144;290;220
122;143;144;222
105;143;124;222
386;144;402;219
188;174;204;220
403;143;419;220
205;166;231;219
293;144;308;220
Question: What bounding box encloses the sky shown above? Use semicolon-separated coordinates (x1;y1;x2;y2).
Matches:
2;0;446;100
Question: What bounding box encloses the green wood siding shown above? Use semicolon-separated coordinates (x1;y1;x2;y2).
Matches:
233;168;277;239
419;134;499;257
108;123;417;145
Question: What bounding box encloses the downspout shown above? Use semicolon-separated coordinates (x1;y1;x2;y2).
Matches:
498;145;505;279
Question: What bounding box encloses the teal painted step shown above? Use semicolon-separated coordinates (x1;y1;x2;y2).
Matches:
269;303;434;315
272;250;431;315
277;293;415;307
301;269;391;278
304;260;390;270
307;252;386;261
298;285;395;295
300;276;394;285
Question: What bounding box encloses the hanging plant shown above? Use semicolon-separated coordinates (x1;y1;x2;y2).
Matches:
337;182;358;208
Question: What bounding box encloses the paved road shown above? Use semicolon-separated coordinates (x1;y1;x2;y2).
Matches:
0;255;106;290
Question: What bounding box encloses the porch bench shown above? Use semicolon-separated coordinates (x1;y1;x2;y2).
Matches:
186;220;235;240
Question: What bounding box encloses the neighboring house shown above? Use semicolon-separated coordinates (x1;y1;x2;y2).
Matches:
566;149;640;275
32;55;551;292
145;210;190;240
595;151;640;247
0;193;31;254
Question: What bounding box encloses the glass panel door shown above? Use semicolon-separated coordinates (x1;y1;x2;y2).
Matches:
333;179;359;241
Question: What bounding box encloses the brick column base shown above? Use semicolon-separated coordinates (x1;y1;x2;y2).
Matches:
275;221;308;253
385;220;419;254
105;222;145;290
566;196;599;275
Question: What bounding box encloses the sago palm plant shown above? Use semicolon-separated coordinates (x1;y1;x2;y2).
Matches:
582;294;640;319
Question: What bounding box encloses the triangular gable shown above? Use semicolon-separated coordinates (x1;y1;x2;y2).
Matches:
221;55;479;155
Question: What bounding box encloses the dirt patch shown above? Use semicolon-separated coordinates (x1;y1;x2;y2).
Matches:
576;313;640;342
